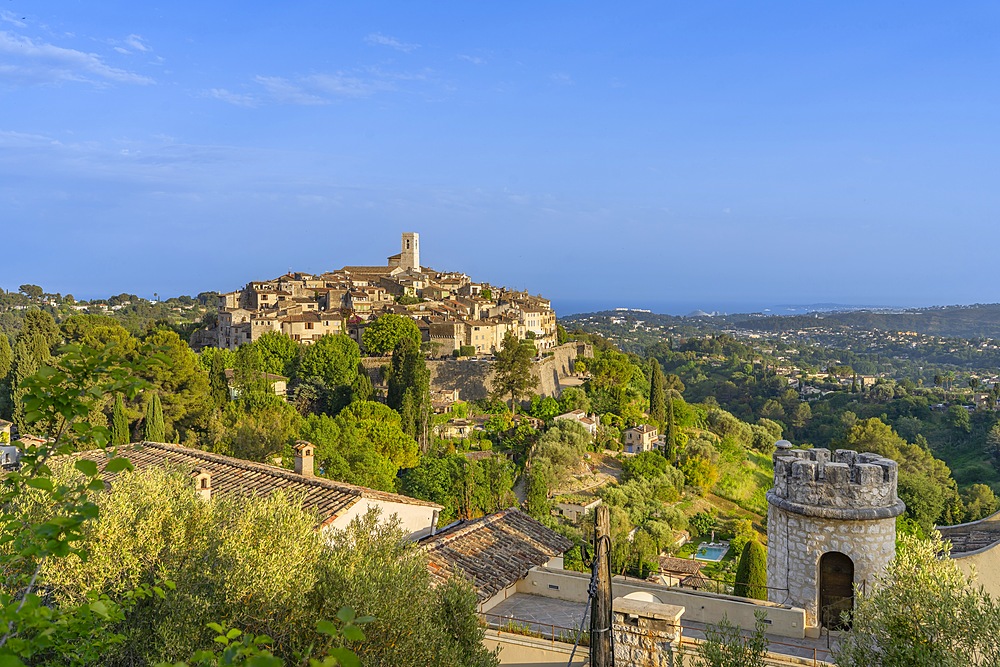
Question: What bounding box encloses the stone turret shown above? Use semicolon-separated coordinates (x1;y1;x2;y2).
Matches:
766;441;904;634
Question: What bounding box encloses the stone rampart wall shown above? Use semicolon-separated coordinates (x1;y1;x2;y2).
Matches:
770;448;901;517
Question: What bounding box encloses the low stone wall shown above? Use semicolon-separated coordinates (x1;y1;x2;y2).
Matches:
612;598;683;667
484;629;588;667
517;568;807;639
951;541;1000;599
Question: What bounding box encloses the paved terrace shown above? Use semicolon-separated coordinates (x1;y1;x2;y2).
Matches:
485;593;837;665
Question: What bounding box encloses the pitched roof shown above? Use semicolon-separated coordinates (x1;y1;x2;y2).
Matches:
658;555;704;576
419;508;572;601
74;441;440;527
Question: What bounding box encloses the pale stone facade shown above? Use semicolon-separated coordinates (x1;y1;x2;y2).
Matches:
766;441;904;632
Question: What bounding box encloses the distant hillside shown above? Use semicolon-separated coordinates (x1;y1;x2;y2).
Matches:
735;304;1000;339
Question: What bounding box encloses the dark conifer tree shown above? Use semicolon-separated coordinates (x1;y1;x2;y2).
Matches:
111;393;130;447
649;359;666;425
144;393;165;442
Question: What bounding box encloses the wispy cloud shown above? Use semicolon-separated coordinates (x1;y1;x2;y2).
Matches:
0;11;25;28
125;34;149;52
306;72;391;97
254;76;329;105
365;32;419;53
207;88;258;108
0;30;153;86
458;54;485;65
550;72;573;85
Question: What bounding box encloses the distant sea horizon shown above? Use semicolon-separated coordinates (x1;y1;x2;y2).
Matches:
550;299;911;318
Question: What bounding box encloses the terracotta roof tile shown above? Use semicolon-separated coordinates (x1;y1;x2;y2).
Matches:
419;508;572;601
73;441;440;527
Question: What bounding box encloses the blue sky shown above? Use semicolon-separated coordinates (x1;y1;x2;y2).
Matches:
2;2;999;315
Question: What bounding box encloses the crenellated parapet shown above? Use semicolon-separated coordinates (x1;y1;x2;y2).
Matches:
767;441;905;520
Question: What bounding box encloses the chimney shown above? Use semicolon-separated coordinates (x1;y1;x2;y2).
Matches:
192;468;212;501
294;440;315;477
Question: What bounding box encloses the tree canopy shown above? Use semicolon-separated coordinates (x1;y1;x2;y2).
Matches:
362;314;422;356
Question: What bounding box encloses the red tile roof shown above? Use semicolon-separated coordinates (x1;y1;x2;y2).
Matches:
420;508;572;601
74;441;440;527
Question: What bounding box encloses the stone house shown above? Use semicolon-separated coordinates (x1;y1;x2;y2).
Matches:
74;441;442;540
223;369;288;400
623;425;659;454
553;410;598;438
420;508;572;612
656;555;705;587
552;495;601;522
281;312;342;343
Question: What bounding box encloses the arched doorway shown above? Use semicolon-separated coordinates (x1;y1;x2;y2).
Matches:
819;552;854;630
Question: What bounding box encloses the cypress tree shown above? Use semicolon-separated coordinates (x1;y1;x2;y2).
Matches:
388;338;431;451
0;335;11;382
10;336;46;433
351;362;373;402
111;394;130;447
0;335;12;421
664;390;678;462
649;359;666;425
144;393;165;442
734;539;768;600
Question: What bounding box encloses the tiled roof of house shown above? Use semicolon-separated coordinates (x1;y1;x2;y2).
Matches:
419;508;572;601
938;511;1000;554
658;555;704;576
223;369;288;383
73;441;440;527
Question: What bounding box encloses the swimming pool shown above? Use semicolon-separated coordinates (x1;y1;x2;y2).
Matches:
695;542;730;562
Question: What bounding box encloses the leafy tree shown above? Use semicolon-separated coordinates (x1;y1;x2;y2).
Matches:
299;404;419;492
18;283;43;301
527;395;560;422
733;539;767;600
60;314;136;353
144;392;165;442
947;405;971;433
111;393;130;446
621;450;671;482
649;359;667;424
220;396;302;463
835;533;1000;667
0;335;11;419
361;314;421;356
558;386;590;413
491;331;537;411
961;483;998;522
843;418;962;530
139;329;213;441
298;334;361;389
255;330;299;377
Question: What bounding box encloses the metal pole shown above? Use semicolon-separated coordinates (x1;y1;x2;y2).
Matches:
591;505;613;667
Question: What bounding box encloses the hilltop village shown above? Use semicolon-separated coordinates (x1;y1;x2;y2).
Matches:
4;247;1000;664
209;232;557;356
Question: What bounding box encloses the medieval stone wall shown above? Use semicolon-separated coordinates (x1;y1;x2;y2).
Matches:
766;443;903;630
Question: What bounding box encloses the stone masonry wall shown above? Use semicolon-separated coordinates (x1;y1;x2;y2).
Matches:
767;444;903;629
424;343;588;402
766;504;897;627
612;612;680;667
